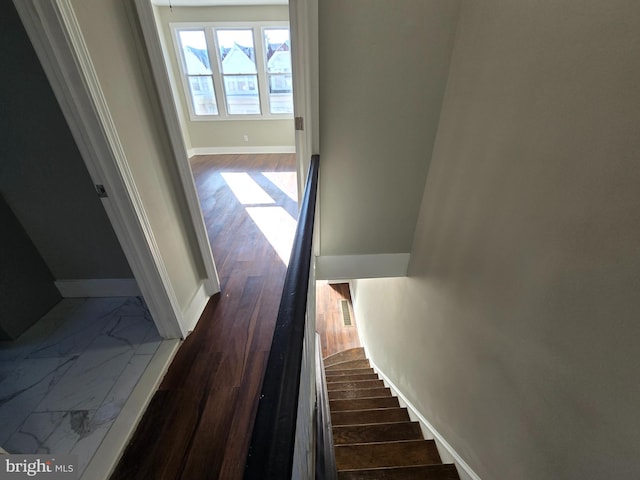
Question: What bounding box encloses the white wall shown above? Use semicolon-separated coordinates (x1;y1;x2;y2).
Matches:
156;5;295;152
353;1;640;479
70;0;208;314
318;0;461;265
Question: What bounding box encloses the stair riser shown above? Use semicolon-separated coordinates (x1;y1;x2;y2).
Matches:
336;464;460;480
333;422;423;444
331;408;410;426
330;397;399;411
327;379;385;391
324;347;365;367
326;368;375;378
326;373;379;383
335;440;441;470
329;387;391;400
326;359;371;371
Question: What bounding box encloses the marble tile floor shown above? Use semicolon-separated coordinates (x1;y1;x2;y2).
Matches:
0;297;163;477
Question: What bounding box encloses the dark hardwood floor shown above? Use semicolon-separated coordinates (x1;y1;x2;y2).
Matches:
316;282;361;358
110;154;361;480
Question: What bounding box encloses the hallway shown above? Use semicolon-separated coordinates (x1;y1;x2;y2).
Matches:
111;154;296;479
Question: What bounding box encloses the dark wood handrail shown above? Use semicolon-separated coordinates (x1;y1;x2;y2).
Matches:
244;154;320;480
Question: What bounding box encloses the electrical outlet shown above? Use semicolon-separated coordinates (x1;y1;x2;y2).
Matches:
243;134;249;142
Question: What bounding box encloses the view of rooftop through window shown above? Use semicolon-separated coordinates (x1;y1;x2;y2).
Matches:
175;24;293;118
178;29;218;115
217;29;260;114
264;28;293;114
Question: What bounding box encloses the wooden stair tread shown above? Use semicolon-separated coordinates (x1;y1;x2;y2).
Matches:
331;407;410;426
326;373;380;383
326;367;375;377
324;347;366;366
329;387;391;400
327;379;385;391
330;396;399;411
337;464;460;480
333;421;423;444
326;359;371;371
335;440;441;470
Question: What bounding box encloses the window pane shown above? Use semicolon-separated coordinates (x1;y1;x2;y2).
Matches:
223;75;260;114
264;29;293;113
217;30;257;74
267;74;293;113
189;76;218;115
178;30;212;75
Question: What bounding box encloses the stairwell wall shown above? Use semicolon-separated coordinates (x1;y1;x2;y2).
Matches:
353;1;640;479
317;0;461;278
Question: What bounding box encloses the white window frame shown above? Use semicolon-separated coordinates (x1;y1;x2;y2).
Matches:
172;21;293;121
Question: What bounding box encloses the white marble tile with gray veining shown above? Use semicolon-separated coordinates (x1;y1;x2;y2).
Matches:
26;297;144;360
0;296;160;476
0;357;77;445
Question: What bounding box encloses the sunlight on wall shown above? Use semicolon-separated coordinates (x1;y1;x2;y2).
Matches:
220;172;275;204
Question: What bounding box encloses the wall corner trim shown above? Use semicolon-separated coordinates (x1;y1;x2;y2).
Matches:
182;282;211;335
365;352;483;480
315;253;410;280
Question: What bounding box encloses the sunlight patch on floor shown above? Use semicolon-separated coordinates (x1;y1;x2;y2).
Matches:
262;171;298;201
221;172;275;205
246;206;297;265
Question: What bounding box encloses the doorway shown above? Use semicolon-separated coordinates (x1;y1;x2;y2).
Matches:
135;1;303;276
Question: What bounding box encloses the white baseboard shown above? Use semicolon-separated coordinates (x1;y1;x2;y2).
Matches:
187;145;296;157
182;282;210;335
365;352;482;480
55;279;141;297
80;338;181;480
315;254;410;280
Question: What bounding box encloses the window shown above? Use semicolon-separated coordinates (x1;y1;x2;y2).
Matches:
173;22;293;120
177;30;218;115
263;28;293;114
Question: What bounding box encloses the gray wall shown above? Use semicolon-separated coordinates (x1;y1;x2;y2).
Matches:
318;0;461;256
353;1;640;478
0;1;132;280
156;5;295;151
0;196;60;340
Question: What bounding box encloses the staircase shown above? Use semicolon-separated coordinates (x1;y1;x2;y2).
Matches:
323;347;460;480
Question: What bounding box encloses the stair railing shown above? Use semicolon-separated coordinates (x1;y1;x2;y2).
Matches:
244;155;323;480
315;333;338;480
